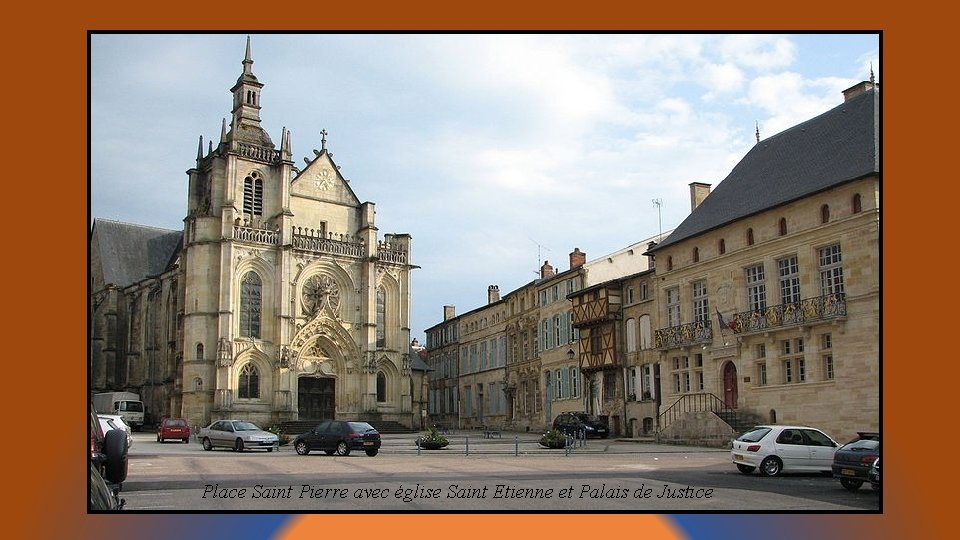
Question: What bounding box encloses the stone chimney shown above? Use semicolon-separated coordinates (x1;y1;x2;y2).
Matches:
540;261;555;279
569;248;586;269
488;285;500;304
443;305;456;321
646;241;657;268
690;182;711;212
842;80;879;102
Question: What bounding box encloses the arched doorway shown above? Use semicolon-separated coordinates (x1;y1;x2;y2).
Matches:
722;361;738;409
298;376;335;420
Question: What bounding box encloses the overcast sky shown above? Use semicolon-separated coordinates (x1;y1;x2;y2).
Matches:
90;32;879;342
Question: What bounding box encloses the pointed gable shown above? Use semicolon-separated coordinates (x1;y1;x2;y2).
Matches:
291;150;362;207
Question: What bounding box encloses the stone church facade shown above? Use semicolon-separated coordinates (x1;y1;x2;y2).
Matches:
90;39;416;430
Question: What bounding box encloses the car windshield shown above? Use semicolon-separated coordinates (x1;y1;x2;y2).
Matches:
575;414;602;423
120;401;144;412
233;422;260;431
738;427;772;442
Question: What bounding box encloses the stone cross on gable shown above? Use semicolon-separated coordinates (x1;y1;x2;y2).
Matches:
320;129;328;151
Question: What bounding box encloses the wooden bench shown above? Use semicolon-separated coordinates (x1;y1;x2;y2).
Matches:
483;425;502;439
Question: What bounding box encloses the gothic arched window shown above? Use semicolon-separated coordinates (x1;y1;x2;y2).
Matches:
239;271;262;338
238;363;260;399
196;343;204;360
376;287;386;348
376;371;387;402
852;193;862;214
243;172;263;216
821;204;830;224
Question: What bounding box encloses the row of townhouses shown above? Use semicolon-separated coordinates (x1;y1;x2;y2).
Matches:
424;80;880;445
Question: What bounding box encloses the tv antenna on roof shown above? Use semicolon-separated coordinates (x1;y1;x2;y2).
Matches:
652;199;663;242
529;238;551;275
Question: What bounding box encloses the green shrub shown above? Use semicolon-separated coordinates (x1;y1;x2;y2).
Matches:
539;429;568;449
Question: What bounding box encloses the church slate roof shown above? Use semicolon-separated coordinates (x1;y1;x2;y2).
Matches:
650;87;879;252
91;219;182;288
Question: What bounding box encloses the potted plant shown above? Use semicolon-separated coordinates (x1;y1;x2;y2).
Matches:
417;426;449;450
268;425;291;446
538;429;569;449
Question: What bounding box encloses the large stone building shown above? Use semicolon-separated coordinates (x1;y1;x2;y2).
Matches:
648;80;880;443
90;39;419;430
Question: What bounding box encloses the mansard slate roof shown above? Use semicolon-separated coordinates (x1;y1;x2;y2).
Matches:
651;87;879;252
91;219;182;288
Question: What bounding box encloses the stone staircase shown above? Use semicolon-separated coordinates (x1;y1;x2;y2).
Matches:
714;410;761;436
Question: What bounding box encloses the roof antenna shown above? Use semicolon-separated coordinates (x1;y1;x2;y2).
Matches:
652;199;663;242
529;238;550;276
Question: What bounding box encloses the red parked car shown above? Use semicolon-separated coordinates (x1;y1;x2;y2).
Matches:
157;417;191;443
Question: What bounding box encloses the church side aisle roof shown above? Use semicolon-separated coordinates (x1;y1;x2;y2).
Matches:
91;219;182;288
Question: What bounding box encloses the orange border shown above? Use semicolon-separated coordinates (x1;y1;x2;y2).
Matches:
11;2;939;539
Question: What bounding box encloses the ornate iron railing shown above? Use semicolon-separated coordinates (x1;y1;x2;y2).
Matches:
656;392;729;435
731;293;846;334
654;320;713;349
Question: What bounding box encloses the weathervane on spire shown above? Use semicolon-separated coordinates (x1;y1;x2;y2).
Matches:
320;129;328;151
755;121;760;144
869;62;875;84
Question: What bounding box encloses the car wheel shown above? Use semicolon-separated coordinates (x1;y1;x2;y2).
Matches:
267;448;273;452
871;483;880;492
336;441;351;456
840;478;863;491
104;429;129;484
736;464;756;474
157;434;161;443
183;438;189;443
234;438;244;452
759;456;782;477
295;441;310;455
365;449;379;457
202;437;213;451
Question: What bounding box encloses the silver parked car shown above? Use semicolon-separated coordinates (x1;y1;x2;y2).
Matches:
198;420;279;452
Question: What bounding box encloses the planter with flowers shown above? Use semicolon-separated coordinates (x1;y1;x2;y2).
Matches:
417;427;449;450
538;429;569;449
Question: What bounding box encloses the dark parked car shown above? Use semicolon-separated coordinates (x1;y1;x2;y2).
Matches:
832;431;881;491
293;420;381;456
90;410;127;510
552;412;609;439
868;458;880;491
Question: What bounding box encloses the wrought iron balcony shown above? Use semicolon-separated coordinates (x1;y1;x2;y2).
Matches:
655;320;713;349
730;293;846;334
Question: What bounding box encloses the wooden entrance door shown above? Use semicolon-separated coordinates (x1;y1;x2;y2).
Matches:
723;362;738;409
298;377;336;420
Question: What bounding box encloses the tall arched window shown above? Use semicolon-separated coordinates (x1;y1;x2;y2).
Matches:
778;218;787;236
243;172;263;216
852;193;862;213
196;343;204;360
377;372;387;402
239;271;262;338
747;228;755;245
693;247;700;263
238;363;260;399
820;204;830;224
376;287;386;348
667;256;674;271
718;238;726;255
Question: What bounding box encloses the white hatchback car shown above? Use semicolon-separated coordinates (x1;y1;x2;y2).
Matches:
98;414;134;449
731;425;839;477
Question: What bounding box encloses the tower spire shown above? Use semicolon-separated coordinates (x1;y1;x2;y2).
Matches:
227;36;272;147
197;135;204;163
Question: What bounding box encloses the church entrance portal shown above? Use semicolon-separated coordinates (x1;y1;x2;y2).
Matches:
298;377;335;420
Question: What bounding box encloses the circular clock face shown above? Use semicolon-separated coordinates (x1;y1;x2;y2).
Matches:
315;169;333;190
302;274;341;316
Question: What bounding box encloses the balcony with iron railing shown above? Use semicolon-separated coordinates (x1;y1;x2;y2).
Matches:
729;293;846;334
655;320;713;349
